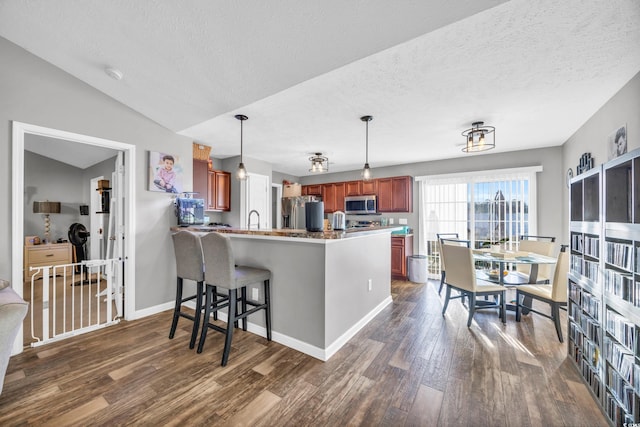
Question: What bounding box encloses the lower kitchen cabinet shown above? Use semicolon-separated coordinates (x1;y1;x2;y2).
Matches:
391;234;413;280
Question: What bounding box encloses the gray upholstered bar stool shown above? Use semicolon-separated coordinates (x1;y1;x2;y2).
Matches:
197;232;272;366
169;231;206;349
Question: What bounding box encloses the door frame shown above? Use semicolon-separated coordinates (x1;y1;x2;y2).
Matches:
272;183;282;229
11;121;137;354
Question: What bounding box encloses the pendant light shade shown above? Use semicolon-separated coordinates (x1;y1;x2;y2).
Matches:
461;121;495;153
361;115;373;180
235;114;248;180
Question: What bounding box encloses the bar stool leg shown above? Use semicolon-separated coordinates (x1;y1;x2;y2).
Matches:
197;284;214;354
222;289;237;366
189;281;203;349
264;279;272;341
169;277;183;339
212;285;218;321
241;287;248;331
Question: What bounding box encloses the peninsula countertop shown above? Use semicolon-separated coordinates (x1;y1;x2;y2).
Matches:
170;225;403;243
169;224;395;360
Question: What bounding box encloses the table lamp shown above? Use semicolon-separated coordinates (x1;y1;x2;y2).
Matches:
33;201;61;243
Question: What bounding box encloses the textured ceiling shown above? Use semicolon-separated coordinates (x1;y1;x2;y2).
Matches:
2;0;640;176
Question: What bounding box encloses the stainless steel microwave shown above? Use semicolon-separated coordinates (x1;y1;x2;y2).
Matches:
345;195;377;215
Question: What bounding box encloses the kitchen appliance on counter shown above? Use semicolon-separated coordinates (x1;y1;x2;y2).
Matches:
305;201;324;232
282;195;321;229
332;211;346;230
344;195;377;215
175;197;205;226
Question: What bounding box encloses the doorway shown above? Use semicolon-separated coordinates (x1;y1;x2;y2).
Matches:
11;121;136;355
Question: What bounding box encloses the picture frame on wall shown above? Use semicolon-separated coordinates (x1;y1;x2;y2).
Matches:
148;151;183;193
608;124;627;160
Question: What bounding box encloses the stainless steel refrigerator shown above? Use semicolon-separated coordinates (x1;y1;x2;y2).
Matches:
282;195;320;229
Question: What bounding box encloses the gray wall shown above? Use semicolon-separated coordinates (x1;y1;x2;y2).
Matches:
24;151;83;240
290;146;564;251
562;71;640;240
221;155;272;228
0;37;192;310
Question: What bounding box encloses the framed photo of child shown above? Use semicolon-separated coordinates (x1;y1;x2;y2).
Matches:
148;151;183;193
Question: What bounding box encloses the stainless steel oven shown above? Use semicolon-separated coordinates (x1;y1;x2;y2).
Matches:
344;195;377;215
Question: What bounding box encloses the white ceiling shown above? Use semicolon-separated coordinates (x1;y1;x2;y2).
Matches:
2;0;640;176
25;134;118;170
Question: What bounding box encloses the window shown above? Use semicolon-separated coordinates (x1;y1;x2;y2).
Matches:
417;166;542;278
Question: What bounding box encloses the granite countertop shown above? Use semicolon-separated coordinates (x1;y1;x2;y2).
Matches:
170;225;403;240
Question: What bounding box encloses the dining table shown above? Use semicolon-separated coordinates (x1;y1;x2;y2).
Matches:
472;249;558;313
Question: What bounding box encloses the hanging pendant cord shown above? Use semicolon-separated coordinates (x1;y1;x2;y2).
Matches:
240;119;243;163
365;120;369;163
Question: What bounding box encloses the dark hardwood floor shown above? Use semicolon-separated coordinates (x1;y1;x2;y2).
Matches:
1;280;605;426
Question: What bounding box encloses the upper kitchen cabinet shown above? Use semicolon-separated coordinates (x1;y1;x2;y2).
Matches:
209;170;231;211
302;184;323;196
361;179;377;195
377;176;413;212
193;159;231;212
322;182;345;213
345;181;362;196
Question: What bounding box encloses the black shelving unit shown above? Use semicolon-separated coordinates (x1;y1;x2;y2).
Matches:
569;147;640;426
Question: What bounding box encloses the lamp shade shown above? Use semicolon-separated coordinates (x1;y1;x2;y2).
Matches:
33;201;61;214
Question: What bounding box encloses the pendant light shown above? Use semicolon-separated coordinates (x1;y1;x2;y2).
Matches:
235;114;248;180
461;121;495;153
361;115;373;180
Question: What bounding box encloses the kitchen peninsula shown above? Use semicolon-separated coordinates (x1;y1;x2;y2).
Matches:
171;226;398;360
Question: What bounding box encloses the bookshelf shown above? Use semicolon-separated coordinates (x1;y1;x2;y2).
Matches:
569;147;640;426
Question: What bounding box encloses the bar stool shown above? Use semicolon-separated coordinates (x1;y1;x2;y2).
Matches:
170;231;205;349
197;232;272;366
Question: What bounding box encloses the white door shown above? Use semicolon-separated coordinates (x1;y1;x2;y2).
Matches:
242;173;270;229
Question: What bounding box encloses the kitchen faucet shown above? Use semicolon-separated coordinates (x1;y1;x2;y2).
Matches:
248;210;260;229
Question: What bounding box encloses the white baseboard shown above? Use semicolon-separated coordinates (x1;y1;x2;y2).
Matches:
134;296;393;362
131;301;174;320
321;295;393;360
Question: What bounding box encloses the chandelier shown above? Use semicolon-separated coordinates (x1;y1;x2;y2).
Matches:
309;153;329;173
461;121;495;153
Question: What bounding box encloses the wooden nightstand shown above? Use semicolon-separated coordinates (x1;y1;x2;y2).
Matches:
24;243;73;279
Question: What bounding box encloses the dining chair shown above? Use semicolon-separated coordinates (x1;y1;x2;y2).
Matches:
515;246;569;342
441;243;507;327
514;236;557;283
436;233;460;295
197;232;272;366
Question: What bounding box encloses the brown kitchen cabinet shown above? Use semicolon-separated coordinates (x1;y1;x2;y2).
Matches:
302;184;323;197
207;170;231;211
361;179;377;195
345;181;362;196
377;176;412;212
193;160;230;212
322;183;345;213
391;234;413;280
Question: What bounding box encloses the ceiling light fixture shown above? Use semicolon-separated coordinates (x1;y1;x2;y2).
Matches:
461;121;495;153
360;115;373;180
105;67;123;81
309;153;329;173
235;114;248;180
